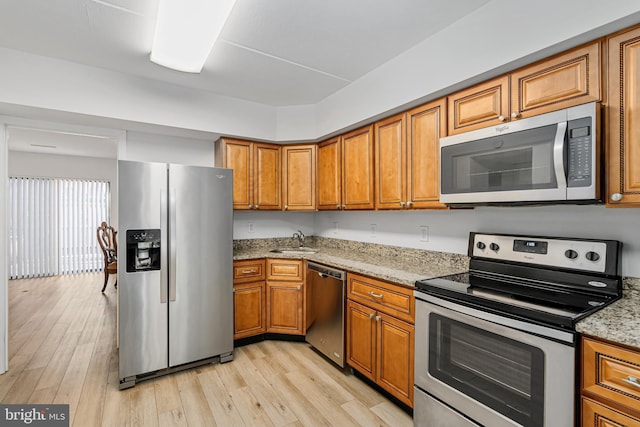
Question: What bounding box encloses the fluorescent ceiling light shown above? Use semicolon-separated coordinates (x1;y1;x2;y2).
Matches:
150;0;237;73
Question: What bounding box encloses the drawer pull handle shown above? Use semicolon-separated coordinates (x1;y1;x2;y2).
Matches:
369;291;383;299
241;269;256;274
622;376;640;388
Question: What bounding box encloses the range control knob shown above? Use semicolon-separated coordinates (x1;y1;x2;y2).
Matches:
476;242;486;250
565;249;579;260
585;251;601;262
489;243;500;251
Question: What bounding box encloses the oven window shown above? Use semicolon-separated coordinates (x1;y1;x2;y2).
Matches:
429;313;544;427
441;124;558;194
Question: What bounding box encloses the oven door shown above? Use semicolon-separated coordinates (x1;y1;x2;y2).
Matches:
414;293;575;427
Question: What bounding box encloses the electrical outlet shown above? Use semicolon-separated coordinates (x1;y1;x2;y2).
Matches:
248;222;255;233
420;225;429;242
370;223;377;237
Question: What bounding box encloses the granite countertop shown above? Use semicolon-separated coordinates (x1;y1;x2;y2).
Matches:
234;236;469;287
576;277;640;350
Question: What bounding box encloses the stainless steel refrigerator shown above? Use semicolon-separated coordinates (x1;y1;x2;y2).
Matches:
117;160;233;389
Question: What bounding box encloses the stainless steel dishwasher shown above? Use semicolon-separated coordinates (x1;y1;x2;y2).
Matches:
305;261;346;367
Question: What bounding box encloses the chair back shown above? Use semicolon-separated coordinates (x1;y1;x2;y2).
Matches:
97;221;117;263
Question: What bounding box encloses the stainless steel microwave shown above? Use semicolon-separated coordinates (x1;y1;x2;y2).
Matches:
440;102;600;206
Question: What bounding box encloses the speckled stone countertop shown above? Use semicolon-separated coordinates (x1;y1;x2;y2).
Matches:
233;236;469;287
576;277;640;350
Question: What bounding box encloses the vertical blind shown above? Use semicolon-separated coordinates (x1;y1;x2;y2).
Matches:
8;177;110;279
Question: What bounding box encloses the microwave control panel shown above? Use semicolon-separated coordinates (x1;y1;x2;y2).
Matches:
566;116;593;188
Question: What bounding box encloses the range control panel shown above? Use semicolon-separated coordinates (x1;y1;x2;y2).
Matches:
471;233;613;274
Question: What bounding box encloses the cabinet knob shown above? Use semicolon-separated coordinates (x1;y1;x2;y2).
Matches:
375;315;381;322
369;313;374;319
400;201;405;207
284;205;288;210
248;205;253;209
511;111;521;119
255;204;259;209
406;201;413;207
498;115;507;122
342;204;347;209
610;193;623;202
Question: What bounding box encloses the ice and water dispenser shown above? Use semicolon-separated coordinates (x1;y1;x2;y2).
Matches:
126;229;161;272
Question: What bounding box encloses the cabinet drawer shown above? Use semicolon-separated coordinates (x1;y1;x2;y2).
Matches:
582;397;640;427
583;337;640;416
266;259;303;281
347;273;414;324
233;259;265;283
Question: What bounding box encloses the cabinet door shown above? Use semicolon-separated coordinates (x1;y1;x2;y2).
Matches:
342;125;375;209
511;42;600;120
317;137;342;210
254;143;281;210
582;397;640;427
282;144;316;211
266;282;303;334
377;312;414;408
607;26;640;206
346;300;376;381
407;99;448;209
375;113;406;210
266;259;303;282
447;75;510;135
221;139;253;210
233;282;266;339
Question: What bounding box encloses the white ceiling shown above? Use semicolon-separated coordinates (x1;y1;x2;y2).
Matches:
0;0;490;156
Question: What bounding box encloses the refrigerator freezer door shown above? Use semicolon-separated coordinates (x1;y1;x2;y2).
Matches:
118;160;169;379
168;164;234;367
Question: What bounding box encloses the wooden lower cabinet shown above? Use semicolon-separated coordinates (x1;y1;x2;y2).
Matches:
266;281;304;334
581;336;640;426
347;299;414;407
233;281;266;339
582;397;640;427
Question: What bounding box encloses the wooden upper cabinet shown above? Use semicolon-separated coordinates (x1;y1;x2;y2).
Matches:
216;138;281;210
448;75;510;135
317;137;342;210
448;41;601;135
375;113;406;209
406;99;447;209
217;138;253;209
342;125;375;209
607;26;640;206
511;41;601;120
254;143;281;210
282;144;316;211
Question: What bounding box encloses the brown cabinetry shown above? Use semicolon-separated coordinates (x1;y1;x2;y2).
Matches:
282;144;316;211
606;26;640;206
346;273;414;407
216;138;281;210
233;259;266;339
375;99;447;209
448;42;601;135
581;336;640;426
317;126;374;210
266;259;305;335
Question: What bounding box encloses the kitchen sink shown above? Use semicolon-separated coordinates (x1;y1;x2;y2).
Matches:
270;247;317;254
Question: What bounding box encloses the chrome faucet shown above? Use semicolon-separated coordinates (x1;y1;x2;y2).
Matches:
293;230;305;247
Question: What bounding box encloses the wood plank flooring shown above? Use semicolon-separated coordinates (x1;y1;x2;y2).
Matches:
0;274;413;426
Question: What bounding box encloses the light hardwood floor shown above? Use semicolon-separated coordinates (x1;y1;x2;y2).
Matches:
0;274;413;426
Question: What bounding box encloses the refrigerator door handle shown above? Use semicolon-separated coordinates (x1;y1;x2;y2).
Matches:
169;187;177;302
160;190;168;304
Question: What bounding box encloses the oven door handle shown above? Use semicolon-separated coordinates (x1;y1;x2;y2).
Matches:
554;121;568;190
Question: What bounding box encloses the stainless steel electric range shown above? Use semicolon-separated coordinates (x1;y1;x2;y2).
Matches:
413;232;622;427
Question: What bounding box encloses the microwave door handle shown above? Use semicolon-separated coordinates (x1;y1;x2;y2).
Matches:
553;122;568;189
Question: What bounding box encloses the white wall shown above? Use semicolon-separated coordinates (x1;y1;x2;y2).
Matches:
233;211;315;240
123;131;215;166
312;206;640;277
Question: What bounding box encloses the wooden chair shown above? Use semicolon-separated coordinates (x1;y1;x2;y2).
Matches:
97;221;118;292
